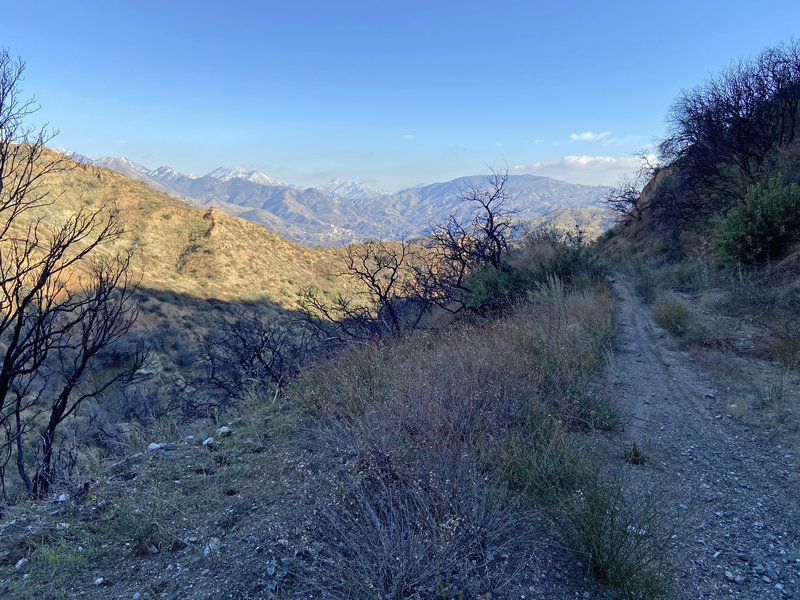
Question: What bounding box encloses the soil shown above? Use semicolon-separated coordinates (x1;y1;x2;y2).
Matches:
595;275;800;599
2;273;798;599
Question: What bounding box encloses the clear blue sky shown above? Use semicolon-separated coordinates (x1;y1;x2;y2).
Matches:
2;1;799;190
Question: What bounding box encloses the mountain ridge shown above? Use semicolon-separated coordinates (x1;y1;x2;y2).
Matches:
51;148;612;245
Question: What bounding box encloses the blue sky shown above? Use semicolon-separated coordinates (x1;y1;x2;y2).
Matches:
2;1;799;190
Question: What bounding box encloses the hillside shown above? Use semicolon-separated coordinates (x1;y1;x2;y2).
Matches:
59;151;611;245
32;152;344;307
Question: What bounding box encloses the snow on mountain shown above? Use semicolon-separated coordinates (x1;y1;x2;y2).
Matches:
205;166;281;186
50;147;93;165
149;165;185;182
320;179;389;200
94;156;153;176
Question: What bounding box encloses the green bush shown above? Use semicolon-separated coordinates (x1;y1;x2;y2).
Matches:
519;226;608;288
715;180;800;265
461;264;522;311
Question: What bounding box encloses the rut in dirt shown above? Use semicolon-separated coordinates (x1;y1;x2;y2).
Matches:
600;275;799;599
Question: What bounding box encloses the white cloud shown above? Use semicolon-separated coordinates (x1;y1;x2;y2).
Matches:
402;134;415;139
513;154;656;186
569;131;613;142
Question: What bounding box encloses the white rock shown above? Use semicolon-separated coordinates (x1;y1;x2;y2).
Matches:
202;437;215;446
94;577;104;586
147;442;166;451
215;426;232;437
204;537;222;555
58;493;70;502
14;558;28;570
133;594;141;600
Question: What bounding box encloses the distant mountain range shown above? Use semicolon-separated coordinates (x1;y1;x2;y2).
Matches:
53;149;613;245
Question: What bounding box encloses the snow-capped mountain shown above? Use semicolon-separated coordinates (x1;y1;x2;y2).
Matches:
320;179;389;200
205;166;281;187
49;147;611;245
51;147;93;165
150;165;187;183
93;156;153;177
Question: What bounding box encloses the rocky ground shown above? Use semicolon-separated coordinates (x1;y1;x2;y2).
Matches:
593;275;800;599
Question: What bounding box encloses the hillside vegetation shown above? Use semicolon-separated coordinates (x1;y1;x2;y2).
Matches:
28;152;345;306
602;40;800;456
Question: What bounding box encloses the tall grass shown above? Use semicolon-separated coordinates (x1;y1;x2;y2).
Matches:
288;276;670;598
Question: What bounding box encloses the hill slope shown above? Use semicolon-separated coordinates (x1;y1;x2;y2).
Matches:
59;151;611;245
33;152;343;307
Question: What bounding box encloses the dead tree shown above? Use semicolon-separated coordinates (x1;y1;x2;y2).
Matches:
414;170;518;314
0;50;145;499
603;153;660;224
300;239;425;341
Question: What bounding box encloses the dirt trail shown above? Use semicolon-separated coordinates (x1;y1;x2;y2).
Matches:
602;275;799;599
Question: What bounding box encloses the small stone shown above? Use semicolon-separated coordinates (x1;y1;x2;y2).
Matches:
204;537;222;555
202;437;215;446
186;435;194;440
215;426;232;437
148;545;159;554
725;570;735;581
705;390;717;399
133;594;141;600
186;536;199;543
58;493;70;502
147;442;165;451
754;564;766;574
763;576;773;583
14;558;28;570
734;575;745;584
94;577;104;586
201;569;211;576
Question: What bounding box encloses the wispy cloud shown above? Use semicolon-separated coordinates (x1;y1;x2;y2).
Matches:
402;134;415;139
513;154;655;186
570;131;613;142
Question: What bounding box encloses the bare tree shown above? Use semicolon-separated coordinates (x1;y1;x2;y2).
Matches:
0;50;145;500
603;153;660;224
658;40;800;225
414;169;517;314
300;239;425;340
199;307;313;405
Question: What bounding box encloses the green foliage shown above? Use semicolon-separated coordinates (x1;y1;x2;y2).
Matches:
461;264;522;311
519;226;608;288
715;180;800;265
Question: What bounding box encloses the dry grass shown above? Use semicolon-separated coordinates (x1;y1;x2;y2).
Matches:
653;299;697;337
286;277;676;599
20;150;349;308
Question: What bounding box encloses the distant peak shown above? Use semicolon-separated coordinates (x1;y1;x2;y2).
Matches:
320;179;389;200
205;166;281;186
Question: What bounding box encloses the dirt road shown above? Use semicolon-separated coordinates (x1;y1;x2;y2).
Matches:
602;276;800;598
